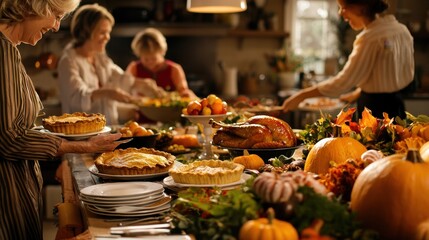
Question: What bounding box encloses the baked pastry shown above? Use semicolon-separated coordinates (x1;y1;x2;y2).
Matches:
169;160;244;185
95;147;175;175
42;112;106;134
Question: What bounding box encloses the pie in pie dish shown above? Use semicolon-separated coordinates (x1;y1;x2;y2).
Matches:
169;160;244;185
42;112;106;134
95;147;175;175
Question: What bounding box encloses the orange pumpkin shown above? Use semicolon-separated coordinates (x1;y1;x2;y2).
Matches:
351;150;429;240
232;150;265;170
304;133;367;174
239;208;299;240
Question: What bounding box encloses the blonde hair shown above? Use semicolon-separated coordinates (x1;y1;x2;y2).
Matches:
0;0;79;24
70;4;114;47
131;28;167;57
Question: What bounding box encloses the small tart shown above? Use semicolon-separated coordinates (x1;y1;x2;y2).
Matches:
95;147;175;175
169;160;244;185
42;112;106;134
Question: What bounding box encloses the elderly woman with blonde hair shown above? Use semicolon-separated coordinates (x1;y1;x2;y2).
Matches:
0;1;128;239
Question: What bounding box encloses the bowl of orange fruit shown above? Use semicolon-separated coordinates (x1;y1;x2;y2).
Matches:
136;94;190;123
116;121;158;149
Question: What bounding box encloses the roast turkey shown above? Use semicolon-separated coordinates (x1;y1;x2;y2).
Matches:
210;115;296;149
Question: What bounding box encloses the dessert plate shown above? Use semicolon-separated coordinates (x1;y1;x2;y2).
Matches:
80;192;167;207
163;173;251;189
88;164;169;181
40;126;111;140
80;181;163;198
89;196;172;214
80;190;165;204
87;161;183;181
86;204;171;217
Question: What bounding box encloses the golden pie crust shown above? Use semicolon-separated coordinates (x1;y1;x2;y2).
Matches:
95;147;175;175
42;112;106;134
169;160;244;185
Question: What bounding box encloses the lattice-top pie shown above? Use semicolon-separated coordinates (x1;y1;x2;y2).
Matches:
95;147;175;175
42;112;106;134
169;160;244;185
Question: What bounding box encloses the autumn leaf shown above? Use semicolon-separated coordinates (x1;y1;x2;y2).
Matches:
335;107;356;125
360;108;378;133
335;107;356;136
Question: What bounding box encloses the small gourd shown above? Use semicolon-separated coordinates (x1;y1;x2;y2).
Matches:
420;141;429;162
232;150;265;170
351;149;429;240
253;171;328;204
304;125;367;174
239;208;299;240
417;219;429;240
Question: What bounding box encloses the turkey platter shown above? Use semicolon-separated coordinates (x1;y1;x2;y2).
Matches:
210;115;297;149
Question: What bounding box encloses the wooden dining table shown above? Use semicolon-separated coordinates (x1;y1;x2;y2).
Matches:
56;153;188;239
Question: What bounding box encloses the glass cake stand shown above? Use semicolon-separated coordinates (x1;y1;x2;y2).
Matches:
182;113;230;160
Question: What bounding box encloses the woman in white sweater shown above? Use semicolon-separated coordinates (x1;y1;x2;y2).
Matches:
58;4;166;125
282;0;414;119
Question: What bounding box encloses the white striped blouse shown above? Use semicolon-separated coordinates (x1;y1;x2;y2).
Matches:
0;32;62;239
318;14;415;96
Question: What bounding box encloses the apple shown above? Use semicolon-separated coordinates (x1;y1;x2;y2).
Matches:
200;98;209;109
207;94;219;106
186;100;202;115
202;106;212;115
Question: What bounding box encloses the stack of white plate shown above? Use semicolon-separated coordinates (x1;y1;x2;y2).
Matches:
80;182;171;217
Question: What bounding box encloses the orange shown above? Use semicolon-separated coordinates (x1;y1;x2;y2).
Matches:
211;101;223;114
133;126;152;137
128;121;140;132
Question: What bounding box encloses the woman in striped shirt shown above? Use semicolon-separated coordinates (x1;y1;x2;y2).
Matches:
282;0;414;119
0;1;124;239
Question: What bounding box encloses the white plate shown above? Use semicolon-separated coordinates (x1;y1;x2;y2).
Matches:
90;195;172;212
86;204;171;217
80;182;163;198
80;190;165;205
88;161;183;181
89;197;172;214
163;173;251;188
298;97;344;112
40;126;111;140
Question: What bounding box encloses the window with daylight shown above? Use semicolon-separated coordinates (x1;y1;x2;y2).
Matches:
287;0;341;74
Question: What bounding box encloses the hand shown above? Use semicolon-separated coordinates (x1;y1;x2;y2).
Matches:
134;78;167;98
282;94;304;112
111;88;134;103
87;133;122;153
92;88;134;103
281;86;321;112
339;88;361;103
179;88;197;99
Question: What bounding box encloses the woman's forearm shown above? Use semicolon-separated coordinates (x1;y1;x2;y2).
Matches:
56;133;122;156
